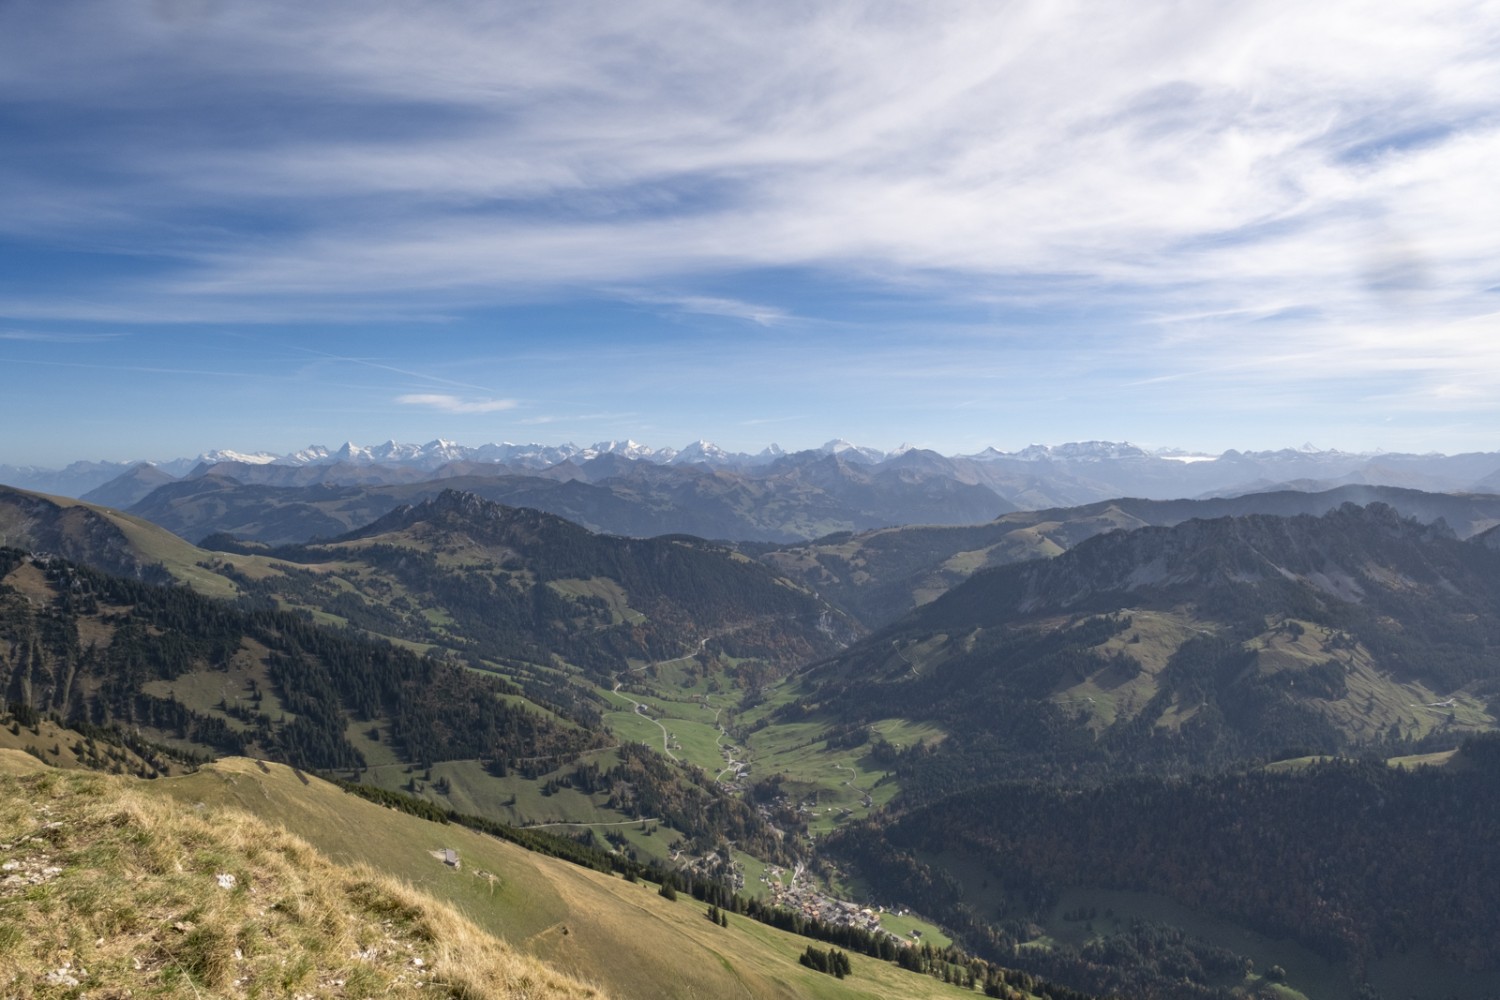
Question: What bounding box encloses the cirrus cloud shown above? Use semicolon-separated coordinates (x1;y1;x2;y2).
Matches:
395;393;517;414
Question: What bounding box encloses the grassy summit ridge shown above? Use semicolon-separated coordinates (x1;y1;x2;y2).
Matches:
0;750;605;999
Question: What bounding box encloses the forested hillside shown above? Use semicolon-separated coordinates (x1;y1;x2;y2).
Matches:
0;538;830;870
215;489;856;680
757;485;1500;629
14;491;1500;1000
790;503;1500;792
0;547;596;772
832;737;1500;998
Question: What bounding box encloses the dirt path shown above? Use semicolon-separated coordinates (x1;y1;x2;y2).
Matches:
892;640;919;677
831;762;874;808
612;683;679;762
712;707;749;784
521;817;658;830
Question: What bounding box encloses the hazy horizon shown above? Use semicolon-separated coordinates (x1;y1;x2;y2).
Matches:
4;434;1489;473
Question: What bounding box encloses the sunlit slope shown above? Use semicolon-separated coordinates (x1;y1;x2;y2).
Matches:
0;538;808;875
0;485;244;598
160;757;985;1000
0;750;605;1000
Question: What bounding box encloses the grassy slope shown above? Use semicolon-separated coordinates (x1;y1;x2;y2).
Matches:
1242;620;1494;741
742;715;942;835
0;713;178;778
0;489;246;600
0;750;604;1000
154;757;986;1000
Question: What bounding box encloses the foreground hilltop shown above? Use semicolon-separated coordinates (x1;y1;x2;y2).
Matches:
0;750;604;1000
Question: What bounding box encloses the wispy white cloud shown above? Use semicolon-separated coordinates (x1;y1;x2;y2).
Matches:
0;356;287;379
0;330;122;343
622;292;789;326
4;0;1497;331
287;346;496;393
396;393;517;414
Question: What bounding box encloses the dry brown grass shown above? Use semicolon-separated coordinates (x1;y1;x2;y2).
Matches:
0;754;606;999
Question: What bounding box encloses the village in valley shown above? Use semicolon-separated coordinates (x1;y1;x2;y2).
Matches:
758;862;920;944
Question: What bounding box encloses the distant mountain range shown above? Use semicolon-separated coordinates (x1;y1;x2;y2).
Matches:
101;452;1017;545
7;438;1500;510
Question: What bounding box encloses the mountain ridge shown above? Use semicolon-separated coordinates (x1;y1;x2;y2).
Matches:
759;484;1500;629
793;502;1500;790
7;438;1500;508
114;455;1019;546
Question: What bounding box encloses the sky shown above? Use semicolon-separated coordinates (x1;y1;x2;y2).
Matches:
3;0;1500;466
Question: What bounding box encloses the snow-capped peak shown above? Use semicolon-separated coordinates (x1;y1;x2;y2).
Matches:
582;440;657;461
198;449;279;466
751;443;787;463
1002;441;1150;462
819;439;885;464
670;440;731;465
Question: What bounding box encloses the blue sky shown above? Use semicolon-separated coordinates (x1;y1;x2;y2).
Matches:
3;0;1500;466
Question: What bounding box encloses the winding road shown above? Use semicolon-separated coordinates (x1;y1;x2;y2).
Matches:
892;640;919;677
612;682;679;761
712;707;749;784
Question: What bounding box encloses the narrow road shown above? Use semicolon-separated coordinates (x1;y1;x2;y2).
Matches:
712;707;748;784
612;682;679;761
521;817;658;830
892;640;919;677
832;762;875;809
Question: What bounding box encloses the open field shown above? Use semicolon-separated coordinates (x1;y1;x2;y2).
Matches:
744;715;942;834
546;577;646;625
1245;620;1496;741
